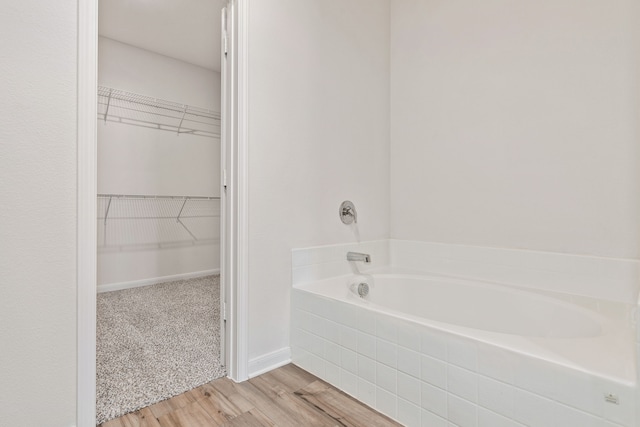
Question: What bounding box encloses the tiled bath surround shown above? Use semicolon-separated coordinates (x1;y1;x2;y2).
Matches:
292;240;390;284
290;240;640;426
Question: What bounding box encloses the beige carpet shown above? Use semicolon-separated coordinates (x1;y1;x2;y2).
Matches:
96;275;226;424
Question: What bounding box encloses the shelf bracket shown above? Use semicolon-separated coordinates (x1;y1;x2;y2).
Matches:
104;89;113;123
176;197;199;240
177;105;188;135
176;198;188;222
178;218;198;241
103;196;112;246
104;196;112;225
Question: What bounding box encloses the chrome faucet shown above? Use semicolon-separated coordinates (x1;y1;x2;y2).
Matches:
347;252;371;263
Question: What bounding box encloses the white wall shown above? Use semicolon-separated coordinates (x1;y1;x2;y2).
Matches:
246;0;391;363
99;37;220;110
0;2;77;426
390;0;640;259
98;38;221;286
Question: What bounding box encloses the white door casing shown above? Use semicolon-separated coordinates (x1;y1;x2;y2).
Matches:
220;0;250;383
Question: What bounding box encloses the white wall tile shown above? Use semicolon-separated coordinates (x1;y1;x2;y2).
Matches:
291;266;314;285
358;331;376;359
398;372;421;406
292;348;311;372
324;340;341;366
340;347;358;374
421;382;447;418
398;398;422;427
377;338;398;368
358;354;376;384
421;409;448;427
477;345;515;384
448;365;477;403
325;362;340;387
292;241;391;269
340;325;359;351
298;329;318;354
307;313;326;337
340;368;358;397
377;315;398;343
554;369;603;416
292;240;390;285
310;335;326;357
421;328;448;360
398;346;421;378
477;376;515;419
358;378;376;408
377;387;398;419
358;308;377;335
448;338;477;371
398;322;421;351
448;395;477;427
293;308;308;330
307;353;326;378
514;356;558;398
555;403;601;427
513;389;557;427
337;302;359;328
477;407;523;427
377;362;397;393
324;319;341;343
291;248;311;268
421;354;447;389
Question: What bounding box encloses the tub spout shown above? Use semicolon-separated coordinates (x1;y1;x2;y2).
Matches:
347;252;371;263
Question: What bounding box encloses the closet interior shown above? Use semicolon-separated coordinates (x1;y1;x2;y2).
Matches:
97;86;220;252
95;1;226;424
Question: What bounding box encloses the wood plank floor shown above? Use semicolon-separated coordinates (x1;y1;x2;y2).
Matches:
99;364;402;427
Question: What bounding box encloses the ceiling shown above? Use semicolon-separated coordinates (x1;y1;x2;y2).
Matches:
99;0;226;72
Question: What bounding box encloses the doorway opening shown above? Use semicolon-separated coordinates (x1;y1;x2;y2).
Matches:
77;1;249;425
94;1;227;424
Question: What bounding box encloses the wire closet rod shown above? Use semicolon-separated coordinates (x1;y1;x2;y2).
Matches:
97;86;221;138
97;194;220;200
98;87;221;119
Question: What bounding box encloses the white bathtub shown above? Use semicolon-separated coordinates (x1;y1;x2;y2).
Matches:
291;271;637;426
312;273;605;337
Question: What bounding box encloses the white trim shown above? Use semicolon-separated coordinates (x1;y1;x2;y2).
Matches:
219;2;228;376
220;0;232;381
223;0;250;383
77;0;98;426
248;347;292;378
234;0;250;383
98;269;220;293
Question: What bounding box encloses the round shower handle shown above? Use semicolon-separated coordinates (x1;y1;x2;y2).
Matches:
339;201;357;225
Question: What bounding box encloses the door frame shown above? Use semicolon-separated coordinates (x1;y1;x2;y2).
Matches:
76;0;250;425
220;0;250;383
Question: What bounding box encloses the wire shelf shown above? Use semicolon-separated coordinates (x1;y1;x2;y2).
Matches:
97;86;221;139
97;194;220;250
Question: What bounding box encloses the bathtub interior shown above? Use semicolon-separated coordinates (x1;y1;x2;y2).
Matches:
307;270;627;338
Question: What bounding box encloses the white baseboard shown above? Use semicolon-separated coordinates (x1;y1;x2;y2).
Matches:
248;347;291;378
98;269;220;293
